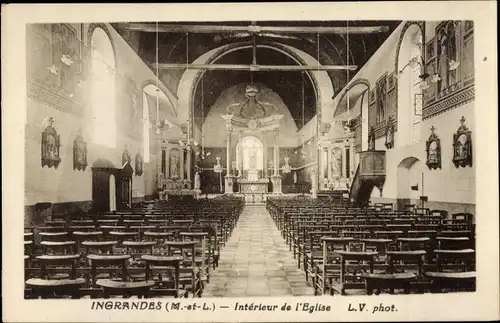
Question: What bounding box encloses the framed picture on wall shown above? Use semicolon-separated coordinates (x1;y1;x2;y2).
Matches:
426;126;442;170
452;116;473;168
41;117;61;169
73;131;87;171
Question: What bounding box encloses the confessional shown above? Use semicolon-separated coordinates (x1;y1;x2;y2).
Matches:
91;161;134;212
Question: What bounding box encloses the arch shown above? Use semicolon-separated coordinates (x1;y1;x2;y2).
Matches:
92;158;116;168
393;22;425;75
176;41;335;132
397;156;423;209
333;78;371;115
141;79;178;120
396;24;424;147
90;26;116;148
87;24;118;70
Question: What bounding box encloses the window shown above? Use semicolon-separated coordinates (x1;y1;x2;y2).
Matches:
410;32;423;144
236;136;263;171
397;25;423;147
91;27;116;148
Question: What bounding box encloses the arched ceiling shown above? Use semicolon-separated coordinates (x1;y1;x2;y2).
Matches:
334;83;370;117
112;20;401;130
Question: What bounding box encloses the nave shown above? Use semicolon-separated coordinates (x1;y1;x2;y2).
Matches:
24;195;476;299
203;205;314;297
23;19;478;299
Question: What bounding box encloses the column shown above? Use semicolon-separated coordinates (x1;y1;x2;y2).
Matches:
263;136;268;176
226;130;232;176
165;148;169;179
186;148;191;184
225;129;234;193
273;130;279;175
271;129;282;193
180;147;185;181
327;145;332;185
238;131;243;174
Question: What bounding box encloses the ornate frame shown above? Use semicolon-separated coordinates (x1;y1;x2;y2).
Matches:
135;152;144;176
385;116;395;149
452;116;473;168
426;126;442;170
41;117;62;168
73;132;87;171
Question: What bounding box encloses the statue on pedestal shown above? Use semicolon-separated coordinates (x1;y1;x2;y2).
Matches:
310;169;317;198
194;172;201;190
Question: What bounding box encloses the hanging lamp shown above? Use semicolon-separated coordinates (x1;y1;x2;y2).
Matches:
197;74;211;160
155;22;163;135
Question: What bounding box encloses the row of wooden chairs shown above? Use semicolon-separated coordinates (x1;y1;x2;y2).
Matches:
24;197;244;299
267;197;476;296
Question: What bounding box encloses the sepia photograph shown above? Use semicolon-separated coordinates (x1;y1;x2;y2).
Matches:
2;2;499;322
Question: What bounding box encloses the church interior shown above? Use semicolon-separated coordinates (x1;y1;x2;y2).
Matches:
24;20;476;298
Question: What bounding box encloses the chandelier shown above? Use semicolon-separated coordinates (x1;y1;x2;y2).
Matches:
198;73;211;159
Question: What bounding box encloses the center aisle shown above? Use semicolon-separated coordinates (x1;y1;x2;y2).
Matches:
204;205;315;297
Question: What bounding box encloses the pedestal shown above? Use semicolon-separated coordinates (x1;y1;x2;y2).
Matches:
270;175;282;194
311;186;317;199
225;175;234;194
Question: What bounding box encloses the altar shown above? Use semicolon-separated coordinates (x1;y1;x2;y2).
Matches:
238;178;269;194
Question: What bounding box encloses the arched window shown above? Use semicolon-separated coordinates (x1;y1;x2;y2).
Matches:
397;26;423;147
410;32;423;144
91;27;116;147
237;136;263;171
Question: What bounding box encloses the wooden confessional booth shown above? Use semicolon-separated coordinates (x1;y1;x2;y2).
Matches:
91;161;134;212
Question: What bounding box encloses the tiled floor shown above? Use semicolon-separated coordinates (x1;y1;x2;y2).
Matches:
203;205;315;297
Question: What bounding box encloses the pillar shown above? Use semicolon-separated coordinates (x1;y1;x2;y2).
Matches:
180;147;185;181
186;147;191;184
270;129;282;193
224;128;234;193
226;130;232;176
238;131;243;175
327;145;332;188
263;136;268;176
273;130;279;176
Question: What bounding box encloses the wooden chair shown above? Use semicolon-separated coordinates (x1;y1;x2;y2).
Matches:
180;232;211;283
425;249;476;293
41;241;76;255
123;241;155;281
164;241;202;297
36;254;81;280
39;232;69;242
333;251;378;295
25;278;85;299
88;254;155;298
72;231;103;253
314;237;355;295
142;255;189;298
96;280;155;299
